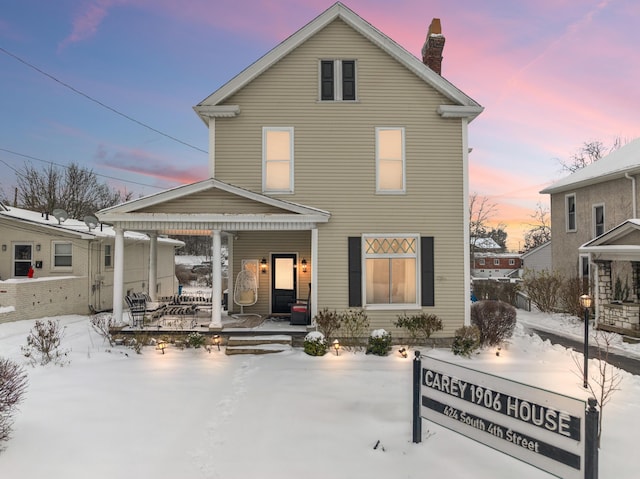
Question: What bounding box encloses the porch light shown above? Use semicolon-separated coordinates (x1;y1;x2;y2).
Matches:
213;334;221;351
260;257;267;274
156;340;167;354
36;244;41;251
398;347;408;358
1;244;5;251
301;258;307;273
333;339;340;356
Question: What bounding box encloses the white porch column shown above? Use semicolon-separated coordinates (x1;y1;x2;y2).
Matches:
148;233;158;301
113;227;126;324
209;229;223;329
208;117;216;178
311;228;318;321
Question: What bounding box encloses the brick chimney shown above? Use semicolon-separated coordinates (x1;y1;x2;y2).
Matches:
422;18;445;75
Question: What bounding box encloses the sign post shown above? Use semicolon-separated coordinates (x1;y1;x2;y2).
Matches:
412;351;422;443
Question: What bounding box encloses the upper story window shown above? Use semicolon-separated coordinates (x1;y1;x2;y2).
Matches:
565;194;576;232
104;244;112;268
593;204;605;237
320;60;356;101
263;127;294;193
53;242;72;268
376;127;405;193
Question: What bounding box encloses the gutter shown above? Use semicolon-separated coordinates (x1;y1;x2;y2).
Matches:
625;172;637;218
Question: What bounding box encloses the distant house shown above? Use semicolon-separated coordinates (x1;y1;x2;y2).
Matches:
520;241;552;274
472;252;522;279
541;138;640;336
97;2;483;337
0;203;181;323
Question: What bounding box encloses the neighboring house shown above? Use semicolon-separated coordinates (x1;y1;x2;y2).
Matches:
520;241;552;274
541;138;640;336
471;237;502;253
0;203;182;323
97;2;483;336
472;253;522;279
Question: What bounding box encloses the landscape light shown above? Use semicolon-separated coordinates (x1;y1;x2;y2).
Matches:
398;347;408;358
156;340;167;355
333;339;340;356
213;334;221;351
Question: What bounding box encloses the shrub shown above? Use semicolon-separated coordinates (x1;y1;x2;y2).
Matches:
314;308;341;341
339;309;370;352
470;300;516;347
394;312;443;346
304;331;327;356
186;332;206;348
522;269;563;313
473;280;520;305
90;313;115;347
0;357;28;448
451;326;481;357
21;319;70;366
366;329;392;356
559;276;586;318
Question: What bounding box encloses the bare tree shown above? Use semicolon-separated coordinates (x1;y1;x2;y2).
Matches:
469;193;497;241
16;162;133;218
559;139;625;173
523;202;551;251
0;357;28;448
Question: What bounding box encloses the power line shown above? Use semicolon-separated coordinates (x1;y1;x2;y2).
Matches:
0;46;208;155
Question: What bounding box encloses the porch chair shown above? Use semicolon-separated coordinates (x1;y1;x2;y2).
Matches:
290;283;311;325
233;268;258;317
125;294;146;327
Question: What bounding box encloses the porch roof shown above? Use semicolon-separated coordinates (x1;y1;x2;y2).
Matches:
580;219;640;260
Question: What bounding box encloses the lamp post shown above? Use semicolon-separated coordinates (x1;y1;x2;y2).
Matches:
579;294;593;389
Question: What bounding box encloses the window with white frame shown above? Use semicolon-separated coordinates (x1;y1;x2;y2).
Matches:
104;244;112;268
53;242;72;268
263;127;294;193
479;258;485;265
509;258;515;266
593;204;605;237
320;60;356;101
494;258;500;266
376;127;405;193
566;194;576;232
364;235;418;306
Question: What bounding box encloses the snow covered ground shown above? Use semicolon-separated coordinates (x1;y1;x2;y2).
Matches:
0;310;638;478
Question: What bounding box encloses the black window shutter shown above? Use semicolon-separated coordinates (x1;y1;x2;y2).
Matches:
421;237;434;306
342;60;355;100
348;237;362;307
321;61;334;100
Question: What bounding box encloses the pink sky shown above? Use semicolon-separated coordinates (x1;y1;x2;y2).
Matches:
2;1;640;250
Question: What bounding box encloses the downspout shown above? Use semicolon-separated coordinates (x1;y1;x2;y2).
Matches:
625;172;637;218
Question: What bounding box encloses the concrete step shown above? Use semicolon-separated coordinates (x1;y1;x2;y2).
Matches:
225;335;293;355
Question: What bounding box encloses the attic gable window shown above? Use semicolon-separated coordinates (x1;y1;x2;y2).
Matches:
320;60;356;101
263;127;294;194
376;127;405;193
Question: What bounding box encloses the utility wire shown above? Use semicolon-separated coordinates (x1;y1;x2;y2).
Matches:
0;46;208;155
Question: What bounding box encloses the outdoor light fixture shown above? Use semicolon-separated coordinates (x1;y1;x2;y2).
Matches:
496;347;502;357
301;259;307;273
260;257;267;274
156;340;167;355
1;245;5;251
579;294;593;388
36;244;41;251
333;339;340;356
398;347;408;358
213;334;221;351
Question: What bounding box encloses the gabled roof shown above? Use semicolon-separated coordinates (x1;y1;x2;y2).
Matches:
541;138;640;194
521;240;551;258
194;2;482;123
579;219;640;258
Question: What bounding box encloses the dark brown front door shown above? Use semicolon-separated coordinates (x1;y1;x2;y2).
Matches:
271;253;297;315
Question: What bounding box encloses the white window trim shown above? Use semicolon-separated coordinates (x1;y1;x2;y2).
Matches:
592;203;605;238
52;241;73;271
104;244;113;269
262;127;294;194
509;259;515;266
318;59;357;102
565;193;577;232
362;233;420;310
375;127;406;194
494;258;500;266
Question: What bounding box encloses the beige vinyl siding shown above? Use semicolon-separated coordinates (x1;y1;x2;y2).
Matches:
209;19;467;335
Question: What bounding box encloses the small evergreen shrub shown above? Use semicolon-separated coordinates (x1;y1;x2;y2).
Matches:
0;357;28;448
366;329;392;356
21;319;70;366
186;332;206;348
394;312;443;346
470;300;516;347
314;308;341;341
451;326;481;357
339;309;370;351
304;331;328;356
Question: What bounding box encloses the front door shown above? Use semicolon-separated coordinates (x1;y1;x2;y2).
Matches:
14;244;32;277
271;253;297;315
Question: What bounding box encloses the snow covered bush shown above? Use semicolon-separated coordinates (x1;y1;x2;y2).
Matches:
186;332;206;348
470;300;516;347
366;329;392;356
90;313;116;347
304;331;327;356
0;357;28;449
451;325;481;357
21;319;70;366
393;312;443;347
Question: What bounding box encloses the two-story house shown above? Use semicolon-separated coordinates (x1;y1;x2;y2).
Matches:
98;2;483;337
541;137;640;335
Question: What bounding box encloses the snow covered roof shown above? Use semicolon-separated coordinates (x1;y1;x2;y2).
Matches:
541;137;640;194
471;237;501;250
0;204;183;245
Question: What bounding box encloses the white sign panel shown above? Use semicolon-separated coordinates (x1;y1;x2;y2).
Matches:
420;356;585;479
